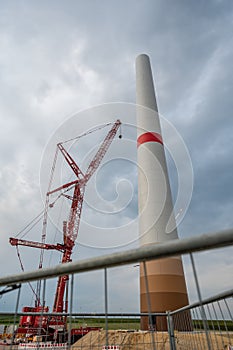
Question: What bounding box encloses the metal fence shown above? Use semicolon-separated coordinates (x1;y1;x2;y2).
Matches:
0;228;233;349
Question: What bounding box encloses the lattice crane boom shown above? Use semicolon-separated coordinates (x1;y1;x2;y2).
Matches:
84;119;121;182
57;143;84;180
9;237;65;252
55;119;121;245
51;119;121;314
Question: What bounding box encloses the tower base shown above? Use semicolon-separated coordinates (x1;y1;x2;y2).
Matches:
140;259;192;331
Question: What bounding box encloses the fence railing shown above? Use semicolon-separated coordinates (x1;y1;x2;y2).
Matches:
0;228;233;350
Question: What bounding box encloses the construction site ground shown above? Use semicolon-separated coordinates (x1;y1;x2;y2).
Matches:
72;330;233;349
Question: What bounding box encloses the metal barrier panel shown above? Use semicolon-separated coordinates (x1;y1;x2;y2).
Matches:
171;298;233;350
0;229;232;349
0;281;232;348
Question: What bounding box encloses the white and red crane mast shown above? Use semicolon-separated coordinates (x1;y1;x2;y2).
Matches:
9;119;121;338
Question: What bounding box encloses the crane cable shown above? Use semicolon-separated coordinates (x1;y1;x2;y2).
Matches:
35;147;59;303
16;245;40;302
13;186;73;240
14;121;118;238
59;122;113;145
15;210;44;238
39;147;59;267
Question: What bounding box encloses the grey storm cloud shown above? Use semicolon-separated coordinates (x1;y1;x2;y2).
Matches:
0;0;232;312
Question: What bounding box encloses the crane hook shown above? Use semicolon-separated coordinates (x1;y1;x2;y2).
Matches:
119;123;122;139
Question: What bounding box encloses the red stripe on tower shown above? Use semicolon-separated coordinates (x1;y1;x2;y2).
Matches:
137;132;163;147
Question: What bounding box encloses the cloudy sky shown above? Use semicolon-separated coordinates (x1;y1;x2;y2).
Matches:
0;0;233;314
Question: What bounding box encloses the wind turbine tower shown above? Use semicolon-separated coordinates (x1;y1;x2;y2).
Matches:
136;54;191;331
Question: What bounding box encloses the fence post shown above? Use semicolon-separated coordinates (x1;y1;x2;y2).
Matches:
190;253;212;350
68;274;74;349
167;311;176;350
104;268;108;349
11;284;21;349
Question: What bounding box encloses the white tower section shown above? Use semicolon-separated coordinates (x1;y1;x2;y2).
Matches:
136;54;178;245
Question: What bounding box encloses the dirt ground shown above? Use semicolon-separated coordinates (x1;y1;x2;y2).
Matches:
72;330;233;349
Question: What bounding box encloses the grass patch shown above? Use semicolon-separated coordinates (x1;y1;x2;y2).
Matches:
193;319;233;331
68;317;140;330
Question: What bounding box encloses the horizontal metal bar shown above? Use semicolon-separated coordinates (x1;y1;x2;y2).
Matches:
0;312;166;317
0;228;232;286
170;288;233;315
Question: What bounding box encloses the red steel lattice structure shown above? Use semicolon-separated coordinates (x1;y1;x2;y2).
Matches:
9;119;121;338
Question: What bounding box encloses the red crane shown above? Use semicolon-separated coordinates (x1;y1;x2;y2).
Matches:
9;119;121;339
